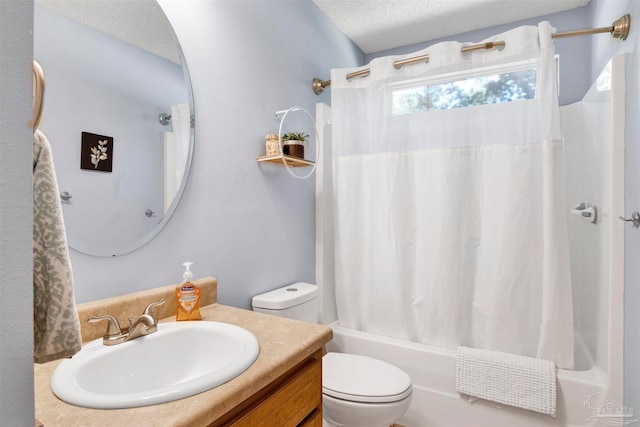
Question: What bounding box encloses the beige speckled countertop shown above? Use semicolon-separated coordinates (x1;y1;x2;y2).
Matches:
34;280;332;427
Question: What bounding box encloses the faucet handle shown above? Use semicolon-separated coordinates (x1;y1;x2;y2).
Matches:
88;315;122;337
143;298;166;317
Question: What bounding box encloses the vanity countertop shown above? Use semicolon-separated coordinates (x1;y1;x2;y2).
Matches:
34;303;333;427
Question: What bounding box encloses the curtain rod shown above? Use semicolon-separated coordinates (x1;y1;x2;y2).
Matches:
312;14;630;95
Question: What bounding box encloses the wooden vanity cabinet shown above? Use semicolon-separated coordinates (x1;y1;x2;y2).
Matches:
209;349;323;427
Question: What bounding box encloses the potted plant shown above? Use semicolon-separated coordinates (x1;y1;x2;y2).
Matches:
281;132;308;159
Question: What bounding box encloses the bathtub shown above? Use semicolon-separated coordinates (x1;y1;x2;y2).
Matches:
325;322;615;427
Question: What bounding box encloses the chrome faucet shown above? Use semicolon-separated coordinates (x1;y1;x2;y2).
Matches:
89;299;166;346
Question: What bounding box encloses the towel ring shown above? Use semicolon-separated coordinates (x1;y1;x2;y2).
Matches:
32;60;45;131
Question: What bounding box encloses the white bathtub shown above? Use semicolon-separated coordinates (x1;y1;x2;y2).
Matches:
326;322;614;427
315;56;626;427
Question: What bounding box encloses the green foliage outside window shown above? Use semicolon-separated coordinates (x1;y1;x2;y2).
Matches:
392;69;537;115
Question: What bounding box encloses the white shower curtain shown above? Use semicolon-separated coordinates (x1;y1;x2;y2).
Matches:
163;102;191;213
330;23;574;368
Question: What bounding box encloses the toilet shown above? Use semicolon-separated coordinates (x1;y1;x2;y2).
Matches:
252;282;413;427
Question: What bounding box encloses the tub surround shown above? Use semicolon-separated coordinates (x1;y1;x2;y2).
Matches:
34;278;332;427
328;322;608;426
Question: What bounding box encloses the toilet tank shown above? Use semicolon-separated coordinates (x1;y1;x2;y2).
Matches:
251;282;318;323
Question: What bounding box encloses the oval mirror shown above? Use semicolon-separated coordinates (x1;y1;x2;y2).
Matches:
34;0;194;257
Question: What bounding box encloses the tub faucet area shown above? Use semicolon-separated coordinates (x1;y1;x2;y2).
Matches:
88;299;165;346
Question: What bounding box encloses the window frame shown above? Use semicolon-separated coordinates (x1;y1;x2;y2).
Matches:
388;58;541;116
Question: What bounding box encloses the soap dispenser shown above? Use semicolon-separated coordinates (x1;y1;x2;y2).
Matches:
176;261;202;321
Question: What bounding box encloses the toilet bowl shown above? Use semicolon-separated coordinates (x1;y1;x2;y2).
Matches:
252;283;413;427
322;352;412;427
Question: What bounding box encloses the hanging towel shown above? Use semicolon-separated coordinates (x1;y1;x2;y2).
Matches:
456;346;557;416
33;130;82;363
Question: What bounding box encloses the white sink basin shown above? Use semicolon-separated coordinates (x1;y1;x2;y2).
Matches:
51;321;260;409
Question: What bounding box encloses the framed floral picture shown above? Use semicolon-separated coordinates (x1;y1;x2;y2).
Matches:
81;132;113;172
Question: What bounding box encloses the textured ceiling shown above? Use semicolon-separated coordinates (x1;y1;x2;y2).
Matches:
36;0;591;61
35;0;181;64
312;0;590;54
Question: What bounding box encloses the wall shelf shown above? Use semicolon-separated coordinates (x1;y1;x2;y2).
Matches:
257;154;315;168
258;106;318;178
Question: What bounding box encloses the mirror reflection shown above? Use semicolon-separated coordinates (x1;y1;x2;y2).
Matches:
34;0;194;257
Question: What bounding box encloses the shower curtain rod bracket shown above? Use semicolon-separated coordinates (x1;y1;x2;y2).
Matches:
313;78;331;95
612;14;631;41
311;14;631;95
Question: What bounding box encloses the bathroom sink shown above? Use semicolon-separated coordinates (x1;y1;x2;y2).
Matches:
50;321;260;409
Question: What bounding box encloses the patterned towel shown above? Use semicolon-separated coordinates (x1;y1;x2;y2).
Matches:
33;130;82;363
456;346;557;416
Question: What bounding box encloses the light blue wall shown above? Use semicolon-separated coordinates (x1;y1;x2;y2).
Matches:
67;0;363;308
1;1;361;424
0;1;35;426
35;5;185;257
2;0;637;425
589;0;632;81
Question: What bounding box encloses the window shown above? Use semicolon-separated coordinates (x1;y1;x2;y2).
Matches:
391;65;537;115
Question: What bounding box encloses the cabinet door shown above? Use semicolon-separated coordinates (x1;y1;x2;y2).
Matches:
225;350;322;427
298;409;322;427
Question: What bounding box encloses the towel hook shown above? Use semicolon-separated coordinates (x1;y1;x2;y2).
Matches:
618;212;640;228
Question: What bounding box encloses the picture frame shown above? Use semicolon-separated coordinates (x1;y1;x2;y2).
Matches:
80;131;113;172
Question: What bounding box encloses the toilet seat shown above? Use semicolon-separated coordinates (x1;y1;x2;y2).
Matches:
322;353;412;404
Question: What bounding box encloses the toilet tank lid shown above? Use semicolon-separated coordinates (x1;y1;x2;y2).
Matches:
252;282;318;310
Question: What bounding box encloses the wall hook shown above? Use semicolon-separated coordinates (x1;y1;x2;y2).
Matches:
618;212;640;228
